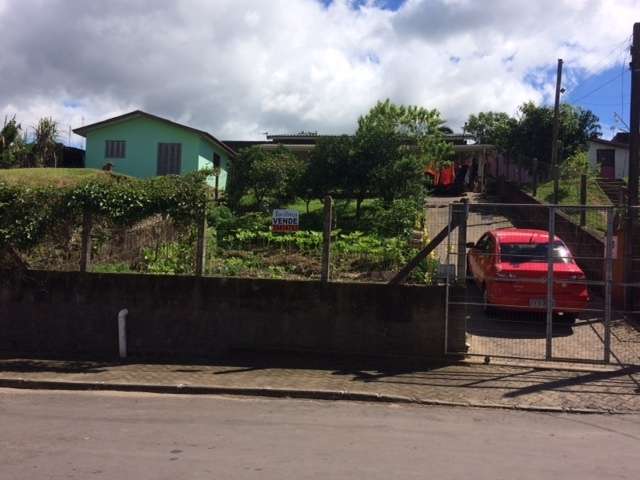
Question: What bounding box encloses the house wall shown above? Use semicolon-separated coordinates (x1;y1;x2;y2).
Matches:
198;139;230;189
84;115;228;183
587;142;629;179
0;271;463;361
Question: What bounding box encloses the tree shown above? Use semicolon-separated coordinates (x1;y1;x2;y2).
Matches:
353;100;453;210
0;115;27;169
297;135;353;213
226;145;303;211
464;103;601;175
511;102;600;174
33;117;59;167
464;111;518;151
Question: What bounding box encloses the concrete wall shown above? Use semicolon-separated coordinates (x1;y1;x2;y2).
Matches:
0;271;460;361
498;181;605;284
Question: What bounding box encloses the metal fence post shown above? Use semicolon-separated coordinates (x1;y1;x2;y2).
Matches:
579;174;587;227
195;204;207;277
80;209;93;272
444;203;453;355
456;199;469;283
320;195;333;283
545;206;556;360
604;207;614;363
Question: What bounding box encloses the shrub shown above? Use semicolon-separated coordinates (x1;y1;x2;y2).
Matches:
360;198;422;237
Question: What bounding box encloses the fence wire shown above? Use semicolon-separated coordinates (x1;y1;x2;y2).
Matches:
439;201;640;366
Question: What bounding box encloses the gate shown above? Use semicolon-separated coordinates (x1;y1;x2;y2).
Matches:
440;201;640;366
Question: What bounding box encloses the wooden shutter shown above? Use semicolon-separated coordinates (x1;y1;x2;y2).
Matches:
157;143;182;175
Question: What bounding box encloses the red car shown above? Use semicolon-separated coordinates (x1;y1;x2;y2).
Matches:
467;228;589;318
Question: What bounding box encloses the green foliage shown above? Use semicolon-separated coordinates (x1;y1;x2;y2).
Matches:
227;145;304;211
92;262;132;273
298;135;353;205
0;115;27;169
0;171;210;251
354;99;453;205
141;239;194;275
560;151;594;180
464;111;518;151
465;103;601;172
33;117;59;167
361;198;422;237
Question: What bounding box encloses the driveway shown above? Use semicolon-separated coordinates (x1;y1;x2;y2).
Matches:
426;193;640;366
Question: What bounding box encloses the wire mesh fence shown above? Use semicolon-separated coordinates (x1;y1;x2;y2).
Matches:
442;201;640;366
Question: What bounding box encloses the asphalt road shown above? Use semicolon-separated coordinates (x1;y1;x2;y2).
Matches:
1;389;639;480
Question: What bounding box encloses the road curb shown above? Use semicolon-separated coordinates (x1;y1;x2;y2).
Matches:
0;377;624;415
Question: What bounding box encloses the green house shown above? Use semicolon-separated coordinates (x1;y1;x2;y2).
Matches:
73;110;235;189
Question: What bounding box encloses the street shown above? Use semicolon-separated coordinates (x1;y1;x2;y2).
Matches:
1;389;639;480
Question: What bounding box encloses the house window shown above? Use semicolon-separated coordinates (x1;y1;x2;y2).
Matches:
105;140;126;158
213;153;221;169
157;143;182;176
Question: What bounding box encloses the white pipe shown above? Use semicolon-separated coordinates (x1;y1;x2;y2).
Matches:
118;309;128;359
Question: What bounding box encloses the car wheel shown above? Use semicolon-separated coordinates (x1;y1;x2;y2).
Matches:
466;258;473;284
558;313;577;324
482;284;495;316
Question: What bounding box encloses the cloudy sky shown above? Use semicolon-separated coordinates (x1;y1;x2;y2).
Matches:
0;0;637;146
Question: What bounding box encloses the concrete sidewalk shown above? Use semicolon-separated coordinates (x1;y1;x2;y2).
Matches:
0;354;639;413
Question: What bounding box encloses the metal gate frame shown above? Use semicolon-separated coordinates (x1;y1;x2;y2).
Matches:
444;202;616;365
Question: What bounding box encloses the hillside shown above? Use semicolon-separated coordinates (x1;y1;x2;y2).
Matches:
0;168;117;188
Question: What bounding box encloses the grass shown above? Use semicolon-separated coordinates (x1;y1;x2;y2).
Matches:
0;168;117;188
286;197;378;232
535;177;611;206
533;177;611;234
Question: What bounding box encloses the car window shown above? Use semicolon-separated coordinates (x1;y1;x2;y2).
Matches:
499;241;574;264
475;234;489;251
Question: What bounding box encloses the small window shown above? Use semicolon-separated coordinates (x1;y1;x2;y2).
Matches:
105;140;126;158
157;143;182;176
213;153;221;169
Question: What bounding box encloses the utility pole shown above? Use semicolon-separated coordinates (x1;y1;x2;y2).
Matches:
551;58;563;205
628;23;639;210
624;23;640;310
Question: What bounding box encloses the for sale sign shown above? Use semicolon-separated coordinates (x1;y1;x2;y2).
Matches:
272;209;299;233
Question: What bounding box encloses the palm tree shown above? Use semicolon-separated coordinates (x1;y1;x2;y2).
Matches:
33;117;59;167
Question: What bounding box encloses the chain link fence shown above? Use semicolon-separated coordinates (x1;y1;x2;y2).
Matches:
441;201;640;366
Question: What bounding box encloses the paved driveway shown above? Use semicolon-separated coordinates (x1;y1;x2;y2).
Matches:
426;193;640;366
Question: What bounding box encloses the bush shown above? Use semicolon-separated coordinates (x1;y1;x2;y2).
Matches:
360;198;422;237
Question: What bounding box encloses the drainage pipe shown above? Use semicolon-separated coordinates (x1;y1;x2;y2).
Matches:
118;309;128;359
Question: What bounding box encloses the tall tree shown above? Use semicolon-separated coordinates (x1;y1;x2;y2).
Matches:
33;117;59;167
0;115;26;168
354;100;453;209
464;103;601;174
226;145;303;211
464;111;518;151
297;135;353;212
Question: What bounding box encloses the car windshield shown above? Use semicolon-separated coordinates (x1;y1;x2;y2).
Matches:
499;241;573;264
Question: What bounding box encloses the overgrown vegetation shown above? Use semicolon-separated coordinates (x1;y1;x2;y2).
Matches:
0;171;210;252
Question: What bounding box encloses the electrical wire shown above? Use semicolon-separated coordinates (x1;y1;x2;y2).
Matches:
565;34;632;102
569;70;627;103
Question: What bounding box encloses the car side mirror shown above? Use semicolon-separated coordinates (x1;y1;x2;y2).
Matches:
466;242;475;248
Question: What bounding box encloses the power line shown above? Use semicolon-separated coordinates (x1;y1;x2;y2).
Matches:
569;69;627;103
564;34;632;100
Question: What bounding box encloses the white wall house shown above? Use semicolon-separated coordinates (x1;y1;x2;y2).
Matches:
587;138;629;179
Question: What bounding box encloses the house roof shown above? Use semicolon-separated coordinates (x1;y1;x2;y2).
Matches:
73;110;236;157
587;137;628;149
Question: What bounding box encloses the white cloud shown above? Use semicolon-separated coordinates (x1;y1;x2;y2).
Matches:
0;0;637;144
